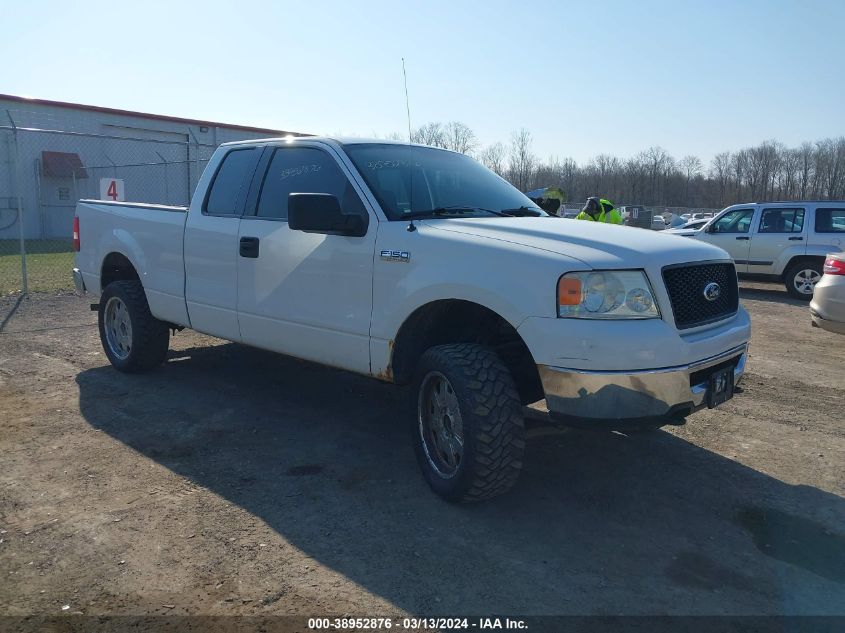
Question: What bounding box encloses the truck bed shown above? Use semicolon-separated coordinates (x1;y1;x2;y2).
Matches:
74;199;190;327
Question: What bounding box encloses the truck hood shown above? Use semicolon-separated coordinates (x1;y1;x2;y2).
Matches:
421;216;730;269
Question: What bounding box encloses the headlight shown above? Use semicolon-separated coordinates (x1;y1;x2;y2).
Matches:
557;270;660;319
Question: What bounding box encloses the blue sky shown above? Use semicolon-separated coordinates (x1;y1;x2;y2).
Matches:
3;0;843;164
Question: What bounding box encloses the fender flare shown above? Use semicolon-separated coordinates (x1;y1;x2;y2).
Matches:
98;229;148;289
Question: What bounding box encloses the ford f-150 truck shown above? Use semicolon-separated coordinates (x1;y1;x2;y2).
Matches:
73;137;750;502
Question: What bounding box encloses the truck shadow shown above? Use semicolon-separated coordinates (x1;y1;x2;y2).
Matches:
75;343;845;615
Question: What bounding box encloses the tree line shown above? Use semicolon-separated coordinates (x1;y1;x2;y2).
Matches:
393;121;845;209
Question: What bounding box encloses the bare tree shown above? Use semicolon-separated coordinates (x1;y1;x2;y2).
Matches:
815;137;845;200
560;157;578;189
532;156;567;194
732;150;748;202
389;125;844;207
796;142;815;199
833;137;845;199
480;142;506;176
777;149;800;199
443;121;478;154
679;155;703;204
411;122;448;148
641;146;672;204
507;129;537;192
710;152;732;206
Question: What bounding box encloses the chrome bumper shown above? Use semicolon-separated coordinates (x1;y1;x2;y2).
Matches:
539;344;747;423
72;267;86;293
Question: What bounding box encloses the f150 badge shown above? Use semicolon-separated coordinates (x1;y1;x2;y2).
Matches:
380;250;411;263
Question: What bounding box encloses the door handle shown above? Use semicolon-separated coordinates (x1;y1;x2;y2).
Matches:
239;236;260;258
736;236;750;240
788;236;804;241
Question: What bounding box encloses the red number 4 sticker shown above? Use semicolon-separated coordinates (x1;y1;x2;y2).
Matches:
100;178;123;202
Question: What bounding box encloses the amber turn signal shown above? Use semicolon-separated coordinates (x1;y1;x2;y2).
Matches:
557;277;582;306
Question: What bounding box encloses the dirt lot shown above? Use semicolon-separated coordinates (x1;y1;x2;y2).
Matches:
1;283;844;619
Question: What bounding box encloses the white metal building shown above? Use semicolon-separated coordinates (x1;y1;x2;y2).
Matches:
0;94;299;240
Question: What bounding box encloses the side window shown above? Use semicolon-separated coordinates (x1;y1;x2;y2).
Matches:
256;147;365;220
815;208;845;233
712;209;754;233
759;208;805;233
204;148;258;216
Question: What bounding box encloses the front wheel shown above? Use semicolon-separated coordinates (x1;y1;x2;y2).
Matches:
784;260;823;300
411;343;525;502
98;280;169;372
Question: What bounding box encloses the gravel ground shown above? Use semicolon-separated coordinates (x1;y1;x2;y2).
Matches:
0;283;843;619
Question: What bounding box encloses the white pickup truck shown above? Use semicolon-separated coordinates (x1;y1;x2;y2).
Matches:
73;137;750;502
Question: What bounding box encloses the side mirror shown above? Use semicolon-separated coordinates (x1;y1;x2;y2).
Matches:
288;193;368;237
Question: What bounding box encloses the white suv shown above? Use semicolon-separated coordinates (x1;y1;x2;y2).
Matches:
689;202;845;299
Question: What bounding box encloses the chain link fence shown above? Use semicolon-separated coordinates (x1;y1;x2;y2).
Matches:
0;125;217;297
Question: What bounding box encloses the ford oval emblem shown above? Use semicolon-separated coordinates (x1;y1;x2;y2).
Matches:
703;282;721;302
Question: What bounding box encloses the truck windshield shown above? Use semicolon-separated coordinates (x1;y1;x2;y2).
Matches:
343;143;544;220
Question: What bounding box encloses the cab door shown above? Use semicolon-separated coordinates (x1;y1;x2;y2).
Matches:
184;146;262;341
235;143;376;374
697;207;756;273
747;206;806;274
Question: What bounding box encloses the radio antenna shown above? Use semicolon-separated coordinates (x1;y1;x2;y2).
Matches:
402;57;412;143
402;57;417;231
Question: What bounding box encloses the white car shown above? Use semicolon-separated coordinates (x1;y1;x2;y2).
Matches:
810;253;845;334
666;219;709;233
73;137;750;502
691;202;845;299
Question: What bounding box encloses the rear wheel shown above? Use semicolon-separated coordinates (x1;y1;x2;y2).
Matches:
98;280;169;372
784;260;822;300
411;343;525;502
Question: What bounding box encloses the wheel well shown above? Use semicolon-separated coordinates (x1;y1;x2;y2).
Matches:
100;252;140;292
391;300;544;405
782;255;824;279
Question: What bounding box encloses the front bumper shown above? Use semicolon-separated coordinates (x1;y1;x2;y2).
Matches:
539;343;747;425
810;310;845;335
72;267;87;293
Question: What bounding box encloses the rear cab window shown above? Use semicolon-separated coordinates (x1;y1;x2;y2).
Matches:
204;148;260;216
815;208;845;233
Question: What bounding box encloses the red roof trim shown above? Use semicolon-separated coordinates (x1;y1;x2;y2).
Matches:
0;93;303;136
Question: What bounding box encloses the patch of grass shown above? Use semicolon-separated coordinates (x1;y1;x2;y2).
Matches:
0;240;75;294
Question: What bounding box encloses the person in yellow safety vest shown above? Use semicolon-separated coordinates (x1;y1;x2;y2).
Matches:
575;197;623;224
